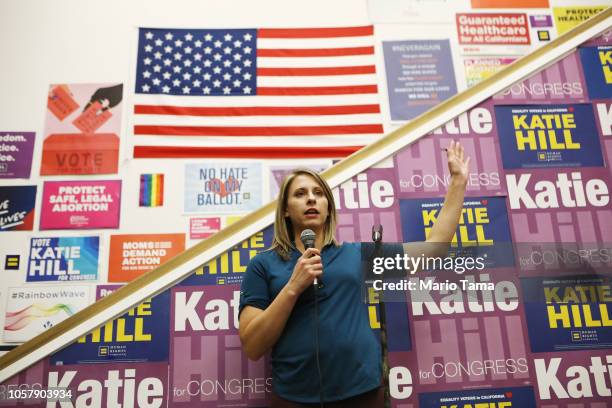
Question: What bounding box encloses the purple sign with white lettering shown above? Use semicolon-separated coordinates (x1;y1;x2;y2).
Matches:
169;284;271;407
394;100;506;198
334;166;403;243
506;167;612;243
0;132;35;179
493;51;588;104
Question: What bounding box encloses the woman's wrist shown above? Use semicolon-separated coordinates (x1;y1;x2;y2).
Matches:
449;173;468;187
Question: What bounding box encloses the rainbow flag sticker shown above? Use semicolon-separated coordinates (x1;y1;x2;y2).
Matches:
139;174;164;207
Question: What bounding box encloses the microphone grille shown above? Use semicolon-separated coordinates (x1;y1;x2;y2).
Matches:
300;229;316;248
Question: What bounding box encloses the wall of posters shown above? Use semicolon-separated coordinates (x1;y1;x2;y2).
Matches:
39;180;121;230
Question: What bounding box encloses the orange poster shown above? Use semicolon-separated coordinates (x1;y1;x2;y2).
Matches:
108;233;185;282
471;0;549;8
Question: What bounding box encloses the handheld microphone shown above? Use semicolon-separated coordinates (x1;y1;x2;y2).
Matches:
300;229;321;287
372;224;383;243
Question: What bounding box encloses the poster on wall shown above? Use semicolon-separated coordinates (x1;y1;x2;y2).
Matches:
419;386;536;407
26;236;99;282
580;45;612;100
493;50;588;104
394;101;507;198
42;83;123;175
0;186;36;231
463;56;517;87
334;167;404;243
269;163;329;201
189;217;220;240
184;163;262;213
181;227;272;286
400;196;514;267
50;286;170;365
383;40;457;121
367;0;455;23
3;285;91;343
108;233;185;282
553;6;607;35
389;268;530;403
521;274;612;353
471;0;548;7
495;103;603;169
169;284;271;407
39;180;121;230
456;13;531;55
506;167;612;243
0;132;35;179
45;362;169;407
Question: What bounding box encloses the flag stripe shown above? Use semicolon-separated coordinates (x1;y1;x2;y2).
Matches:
133;94;378;107
134;145;363;158
258;55;373;67
257;65;376;76
258;26;373;38
258;36;373;48
257;85;378;95
134;104;381;116
258;46;374;57
258;73;377;86
133;113;381;127
134;124;383;136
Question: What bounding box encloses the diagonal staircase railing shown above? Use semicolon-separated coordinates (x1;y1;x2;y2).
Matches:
1;6;610;383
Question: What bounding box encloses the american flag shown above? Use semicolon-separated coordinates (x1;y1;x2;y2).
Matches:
132;26;383;158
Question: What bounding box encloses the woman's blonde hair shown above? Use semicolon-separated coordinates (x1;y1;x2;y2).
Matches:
270;168;338;260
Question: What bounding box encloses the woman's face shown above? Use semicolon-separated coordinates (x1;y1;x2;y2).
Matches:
284;174;329;236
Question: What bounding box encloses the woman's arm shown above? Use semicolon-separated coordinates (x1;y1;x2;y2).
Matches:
239;248;323;360
403;141;470;259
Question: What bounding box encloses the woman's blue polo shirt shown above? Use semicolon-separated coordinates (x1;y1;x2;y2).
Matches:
239;242;400;403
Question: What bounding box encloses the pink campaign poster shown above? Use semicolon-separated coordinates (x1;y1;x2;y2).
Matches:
40;180;121;230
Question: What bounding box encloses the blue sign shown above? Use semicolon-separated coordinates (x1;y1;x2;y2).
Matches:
0;185;36;231
400;196;514;268
50;289;171;364
27;236;99;282
419;386;536;407
521;275;612;352
580;46;612;99
495;103;603;169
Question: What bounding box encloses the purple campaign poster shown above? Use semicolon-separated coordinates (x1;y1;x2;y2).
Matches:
383;40;457;121
529;349;612;406
506;167;612;243
388;268;530;404
334;166;403;243
0;132;35;179
493;50;588;104
45;362;168;407
169;284;271;407
394;100;506;198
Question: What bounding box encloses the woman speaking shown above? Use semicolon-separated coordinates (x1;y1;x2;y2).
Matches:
239;141;470;407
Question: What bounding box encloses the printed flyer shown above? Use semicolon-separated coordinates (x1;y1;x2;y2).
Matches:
39;180;121;230
42;83;123;175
